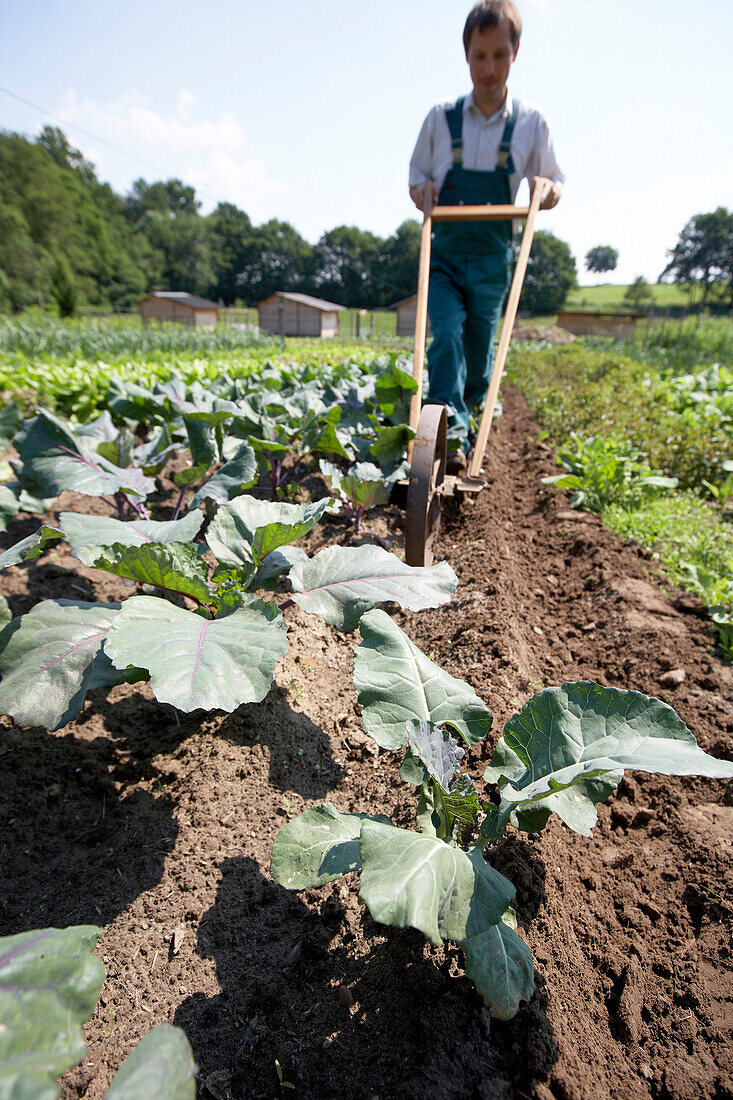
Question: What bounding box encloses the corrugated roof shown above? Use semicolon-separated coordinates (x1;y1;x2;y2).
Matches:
257;291;346;312
143;291;220;310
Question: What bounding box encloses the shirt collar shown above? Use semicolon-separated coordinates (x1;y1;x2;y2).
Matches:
464;89;512;124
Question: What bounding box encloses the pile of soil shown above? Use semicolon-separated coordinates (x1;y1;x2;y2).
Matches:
1;383;731;1100
511;322;576;345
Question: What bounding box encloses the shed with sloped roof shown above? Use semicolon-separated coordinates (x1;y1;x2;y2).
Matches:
392;294;432;338
256;292;345;338
140;291;220;327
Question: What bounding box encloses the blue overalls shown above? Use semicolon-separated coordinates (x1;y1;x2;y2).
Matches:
427;97;518;448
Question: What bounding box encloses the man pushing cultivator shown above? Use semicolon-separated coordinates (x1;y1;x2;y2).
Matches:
409;0;564;473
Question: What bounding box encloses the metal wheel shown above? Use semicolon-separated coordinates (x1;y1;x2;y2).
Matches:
405;404;447;566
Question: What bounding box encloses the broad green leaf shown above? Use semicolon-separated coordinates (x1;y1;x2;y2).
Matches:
460;904;535;1020
17;408;155;500
189;443;257;508
105;595;286;712
353;609;491;747
0;925;105;1100
0;596;10;628
369;424;413;468
252;545;308;589
76;410;118;445
183;415;218;470
105;1024;196;1100
206;496;330;569
358;821;513;946
88;543;213;604
173;464;209;488
0;484;20;532
0;400;23;451
97;428;136;470
59;511;204;565
0;601;132;730
133;424;177;474
485;682;733;836
340;465;389;510
374;362;418;421
0;525;64;568
271;803;390;889
318;459;343;494
290;547;458;632
407;719;464;788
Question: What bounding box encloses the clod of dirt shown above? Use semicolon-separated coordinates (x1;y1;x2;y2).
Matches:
659;668;686;687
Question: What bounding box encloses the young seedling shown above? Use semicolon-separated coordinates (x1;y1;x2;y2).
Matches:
271;609;733;1019
0;500;458;730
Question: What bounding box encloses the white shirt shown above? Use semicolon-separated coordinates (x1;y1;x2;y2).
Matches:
409;90;564;201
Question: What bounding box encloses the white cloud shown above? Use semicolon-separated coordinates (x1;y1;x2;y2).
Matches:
54;87;285;218
185;150;287;222
177;90;195;121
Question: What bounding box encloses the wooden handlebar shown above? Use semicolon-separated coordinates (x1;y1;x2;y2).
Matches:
430;203;529;221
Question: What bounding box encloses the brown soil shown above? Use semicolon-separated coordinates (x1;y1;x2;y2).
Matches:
1;383;731;1100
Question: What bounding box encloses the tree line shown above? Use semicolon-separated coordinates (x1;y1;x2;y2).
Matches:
0;126;587;317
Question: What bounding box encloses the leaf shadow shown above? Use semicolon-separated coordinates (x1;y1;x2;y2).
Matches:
0;722;178;935
173;855;558;1100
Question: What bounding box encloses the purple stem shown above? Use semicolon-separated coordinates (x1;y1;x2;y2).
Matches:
171;486;188;521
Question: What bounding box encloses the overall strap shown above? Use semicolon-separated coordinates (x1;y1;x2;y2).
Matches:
445;97;466;164
495;97;519;174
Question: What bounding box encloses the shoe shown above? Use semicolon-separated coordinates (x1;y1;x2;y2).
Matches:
446;450;467;475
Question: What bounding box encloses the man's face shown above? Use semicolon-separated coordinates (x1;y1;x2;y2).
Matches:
466;20;518;108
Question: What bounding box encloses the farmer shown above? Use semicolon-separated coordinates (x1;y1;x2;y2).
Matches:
409;0;564;471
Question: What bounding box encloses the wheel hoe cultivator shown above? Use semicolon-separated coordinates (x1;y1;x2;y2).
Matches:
403;183;545;566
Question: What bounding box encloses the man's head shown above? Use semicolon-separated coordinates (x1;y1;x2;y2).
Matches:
463;0;522;54
463;1;521;115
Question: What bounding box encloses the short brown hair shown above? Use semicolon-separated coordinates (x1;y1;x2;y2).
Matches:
463;1;522;53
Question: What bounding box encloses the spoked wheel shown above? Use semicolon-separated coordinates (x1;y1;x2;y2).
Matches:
405;404;447;566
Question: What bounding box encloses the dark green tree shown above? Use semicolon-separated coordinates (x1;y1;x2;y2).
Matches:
124;177;214;296
312;225;384;308
234;219;313;304
519;230;577;315
661;207;733;307
378;219;421;306
622;275;653;312
50;254;77;316
207;202;254;304
584;244;619;276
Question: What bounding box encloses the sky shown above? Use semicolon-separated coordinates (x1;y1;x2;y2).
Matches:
1;0;732;286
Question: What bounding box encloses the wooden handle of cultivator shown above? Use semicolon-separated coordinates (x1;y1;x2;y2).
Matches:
408;192;541;458
407;186;436;454
467;181;546;479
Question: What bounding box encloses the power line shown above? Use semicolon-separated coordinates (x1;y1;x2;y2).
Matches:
0;84;215;196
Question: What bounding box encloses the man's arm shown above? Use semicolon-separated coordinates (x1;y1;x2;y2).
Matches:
530;176;562;210
409;181;441;212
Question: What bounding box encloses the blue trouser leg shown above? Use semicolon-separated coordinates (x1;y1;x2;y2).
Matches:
427;253;509;446
463;258;510;414
426;254;470;443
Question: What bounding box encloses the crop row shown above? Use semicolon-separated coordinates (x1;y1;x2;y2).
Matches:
1;348;732;1097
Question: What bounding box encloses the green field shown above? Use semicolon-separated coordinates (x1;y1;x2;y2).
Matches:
564;282;691;312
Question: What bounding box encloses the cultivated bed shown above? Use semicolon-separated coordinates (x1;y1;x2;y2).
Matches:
1;383;731;1100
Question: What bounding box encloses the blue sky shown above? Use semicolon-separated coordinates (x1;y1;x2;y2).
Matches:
2;0;732;284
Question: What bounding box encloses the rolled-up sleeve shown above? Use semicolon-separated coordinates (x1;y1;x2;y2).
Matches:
525;112;565;186
409;109;436;188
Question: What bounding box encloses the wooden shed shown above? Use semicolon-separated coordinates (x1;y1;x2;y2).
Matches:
392;295;432;338
556;310;644;340
256;292;345;338
140;292;220;327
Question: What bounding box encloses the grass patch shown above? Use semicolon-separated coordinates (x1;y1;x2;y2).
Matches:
603;493;731;596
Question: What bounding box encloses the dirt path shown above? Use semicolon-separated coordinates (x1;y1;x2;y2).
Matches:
1;382;731;1100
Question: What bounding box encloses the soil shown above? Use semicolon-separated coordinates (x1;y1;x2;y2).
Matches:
1;382;731;1100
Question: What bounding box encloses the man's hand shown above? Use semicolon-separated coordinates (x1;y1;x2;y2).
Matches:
530;176;562;210
410;181;440;213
